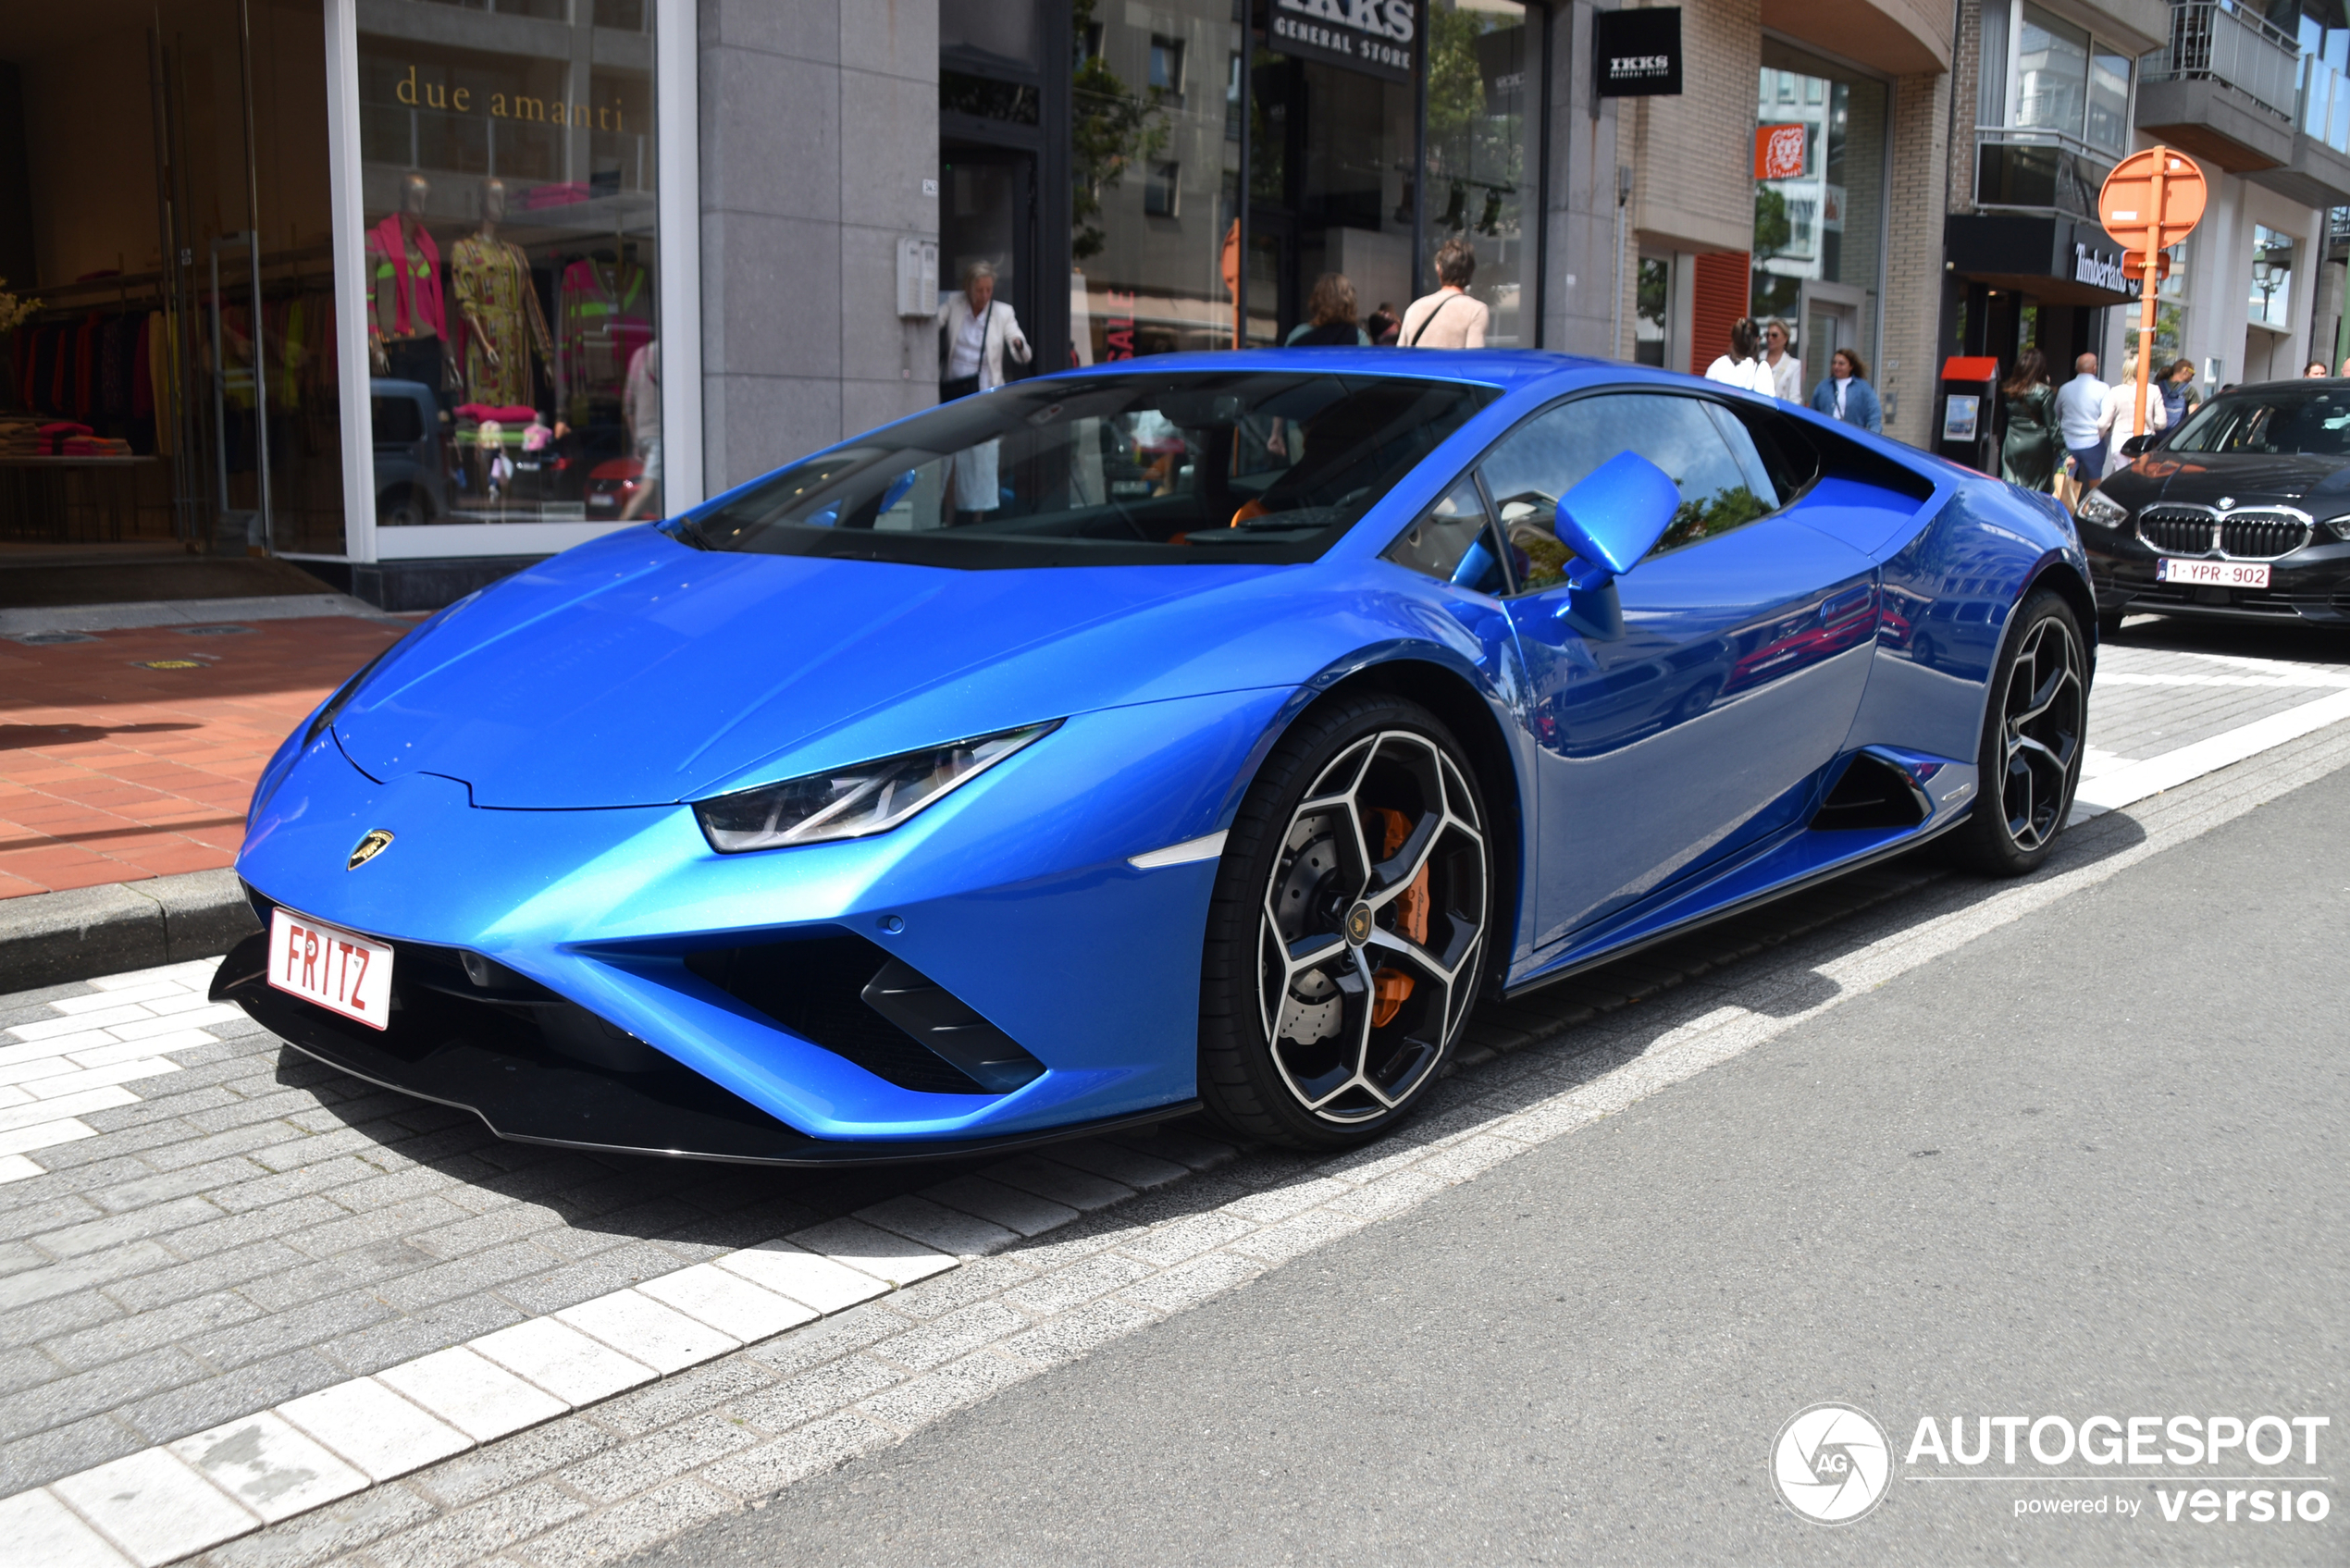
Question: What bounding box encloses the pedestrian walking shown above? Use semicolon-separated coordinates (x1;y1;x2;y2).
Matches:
1285;274;1372;346
1702;317;1775;396
1399;241;1489;348
935;259;1031;403
2056;352;2110;484
2097;352;2167;470
934;260;1031;523
2158;359;2200;430
1762;317;1802;401
1807;347;1882;432
1998;348;2059;492
1366;302;1400;345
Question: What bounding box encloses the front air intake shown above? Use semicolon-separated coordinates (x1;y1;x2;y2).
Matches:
686;933;1046;1095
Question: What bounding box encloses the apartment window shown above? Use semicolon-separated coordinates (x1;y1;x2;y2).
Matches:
1144;161;1181;217
2014;6;2089;134
1149;34;1185;97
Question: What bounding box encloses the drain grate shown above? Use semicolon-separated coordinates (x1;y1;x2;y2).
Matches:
6;630;100;646
178;624;255;636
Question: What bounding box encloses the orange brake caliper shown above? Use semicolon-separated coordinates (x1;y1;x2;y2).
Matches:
1366;808;1429;1027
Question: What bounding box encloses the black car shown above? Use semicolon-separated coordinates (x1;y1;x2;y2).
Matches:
2081;379;2350;634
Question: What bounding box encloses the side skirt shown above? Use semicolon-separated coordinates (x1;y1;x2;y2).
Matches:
1499;810;1968;1000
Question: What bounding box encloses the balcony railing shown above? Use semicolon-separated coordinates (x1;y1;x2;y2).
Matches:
2143;0;2301;123
1974;127;2115;220
2303;50;2350;153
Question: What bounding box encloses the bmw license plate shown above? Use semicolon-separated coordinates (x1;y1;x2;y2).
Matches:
266;907;394;1031
2156;558;2270;588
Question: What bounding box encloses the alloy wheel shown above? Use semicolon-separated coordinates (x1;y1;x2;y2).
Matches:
1256;731;1487;1123
1997;615;2084;852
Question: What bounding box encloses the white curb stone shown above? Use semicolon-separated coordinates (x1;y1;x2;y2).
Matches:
275;1378;474;1480
470;1318;660;1407
51;1449;259;1567
377;1348;570;1443
557;1291;740;1374
166;1411;369;1525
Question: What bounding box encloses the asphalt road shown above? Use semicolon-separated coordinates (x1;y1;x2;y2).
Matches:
630;764;2348;1565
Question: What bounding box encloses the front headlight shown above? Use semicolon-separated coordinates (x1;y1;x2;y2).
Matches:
694;721;1059;853
2076;488;2130;529
2322;514;2350;542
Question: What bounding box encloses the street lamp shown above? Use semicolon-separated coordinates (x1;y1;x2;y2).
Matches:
2253;253;2281;323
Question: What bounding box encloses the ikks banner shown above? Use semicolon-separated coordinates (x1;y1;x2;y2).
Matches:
1267;0;1419;85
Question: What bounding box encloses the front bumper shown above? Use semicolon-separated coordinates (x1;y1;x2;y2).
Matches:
210;932;1194;1164
2083;524;2350;625
225;685;1292;1150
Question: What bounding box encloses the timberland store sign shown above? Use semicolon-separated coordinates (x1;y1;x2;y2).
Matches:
2074;241;2143;298
1268;0;1418;84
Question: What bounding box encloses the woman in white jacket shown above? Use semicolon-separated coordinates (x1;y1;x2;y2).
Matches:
1702;317;1775;396
934;261;1032;519
936;261;1031;399
2097;352;2169;471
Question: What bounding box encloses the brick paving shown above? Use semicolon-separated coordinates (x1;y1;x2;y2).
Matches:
0;618;408;898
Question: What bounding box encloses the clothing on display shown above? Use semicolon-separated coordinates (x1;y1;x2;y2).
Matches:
557;255;653;424
451;232;555;409
368;213;448;390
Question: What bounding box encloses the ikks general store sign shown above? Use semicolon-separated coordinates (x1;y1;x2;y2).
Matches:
1268;0;1418;84
1594;7;1683;98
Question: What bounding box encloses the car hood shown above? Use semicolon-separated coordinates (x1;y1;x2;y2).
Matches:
2109;449;2350;508
331;529;1314;808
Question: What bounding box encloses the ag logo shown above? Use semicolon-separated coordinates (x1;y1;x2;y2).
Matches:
1772;1403;1891;1525
347;829;395;870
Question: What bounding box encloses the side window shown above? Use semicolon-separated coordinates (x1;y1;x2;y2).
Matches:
1478;393;1781;592
1381;476;1506;594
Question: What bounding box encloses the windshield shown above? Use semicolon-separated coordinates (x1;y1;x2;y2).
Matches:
2164;386;2350;457
668;371;1501;568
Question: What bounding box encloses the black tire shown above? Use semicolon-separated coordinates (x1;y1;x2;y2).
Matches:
1948;589;2088;877
378;486;433;528
1197;694;1492;1150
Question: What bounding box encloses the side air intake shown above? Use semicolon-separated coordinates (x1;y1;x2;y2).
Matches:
686;933;1046;1095
1808;752;1930;832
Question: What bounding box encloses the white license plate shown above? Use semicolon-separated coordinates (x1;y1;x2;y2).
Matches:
266;907;394;1031
2156;558;2270;588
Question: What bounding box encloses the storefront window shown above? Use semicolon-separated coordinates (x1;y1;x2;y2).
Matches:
355;0;662;526
1636;257;1670;366
1071;0;1241;361
1751;43;1885;402
1425;0;1536;345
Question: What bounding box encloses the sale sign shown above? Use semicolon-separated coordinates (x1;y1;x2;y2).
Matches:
1755;123;1806;181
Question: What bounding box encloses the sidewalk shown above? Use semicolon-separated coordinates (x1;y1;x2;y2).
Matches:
0;609;409;898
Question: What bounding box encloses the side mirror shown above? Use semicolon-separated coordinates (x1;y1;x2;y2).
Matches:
2118;435;2153;458
1554;451;1681;589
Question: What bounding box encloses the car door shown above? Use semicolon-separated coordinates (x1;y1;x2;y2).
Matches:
1487;390;1880;952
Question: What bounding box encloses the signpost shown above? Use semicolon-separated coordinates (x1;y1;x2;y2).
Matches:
2097;148;2208;438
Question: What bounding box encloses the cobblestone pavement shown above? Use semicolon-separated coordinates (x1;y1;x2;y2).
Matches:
0;619;2343;1566
0;616;407;898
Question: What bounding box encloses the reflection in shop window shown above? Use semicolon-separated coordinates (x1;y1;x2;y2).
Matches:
356;0;662;526
1636;258;1670;367
1425;0;1535;346
2250;226;2295;331
1751;43;1886;405
1072;0;1236;361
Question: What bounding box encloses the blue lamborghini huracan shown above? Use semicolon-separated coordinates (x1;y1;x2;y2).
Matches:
214;351;2094;1160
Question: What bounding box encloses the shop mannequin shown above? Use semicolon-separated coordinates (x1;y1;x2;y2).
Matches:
451;178;554;410
367;174;450;389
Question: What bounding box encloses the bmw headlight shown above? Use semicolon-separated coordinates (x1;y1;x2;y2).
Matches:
694;722;1059;853
2322;514;2350;542
2076;488;2130;529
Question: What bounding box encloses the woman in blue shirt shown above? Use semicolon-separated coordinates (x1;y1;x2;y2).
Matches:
1807;348;1883;433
